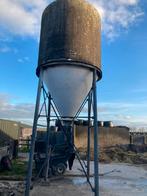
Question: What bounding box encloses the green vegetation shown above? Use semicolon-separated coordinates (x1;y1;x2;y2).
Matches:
0;159;27;177
19;146;29;153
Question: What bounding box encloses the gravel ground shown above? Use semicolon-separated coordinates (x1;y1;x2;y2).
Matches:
0;181;24;196
30;160;147;196
0;159;147;195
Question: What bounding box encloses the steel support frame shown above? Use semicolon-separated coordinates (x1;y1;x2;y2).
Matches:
87;91;92;181
25;69;99;196
44;94;52;180
92;69;99;196
25;69;43;196
85;69;99;196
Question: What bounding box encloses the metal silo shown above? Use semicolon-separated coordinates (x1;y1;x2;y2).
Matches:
26;0;102;196
37;0;101;117
98;121;104;127
104;121;114;127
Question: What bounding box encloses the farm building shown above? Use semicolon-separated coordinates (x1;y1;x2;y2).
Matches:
0;119;32;140
0;118;130;155
0;119;32;157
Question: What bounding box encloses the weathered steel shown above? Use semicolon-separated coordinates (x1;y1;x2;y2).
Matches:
87;92;92;181
25;70;43;196
45;94;51;181
37;0;101;77
93;69;99;196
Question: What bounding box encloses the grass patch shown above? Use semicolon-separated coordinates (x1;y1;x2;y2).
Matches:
19;146;29;153
0;159;27;177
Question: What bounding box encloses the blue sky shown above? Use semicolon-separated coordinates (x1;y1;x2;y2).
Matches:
0;0;147;127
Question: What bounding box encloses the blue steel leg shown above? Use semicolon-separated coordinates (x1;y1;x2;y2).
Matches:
45;94;51;180
87;92;92;181
25;69;43;196
93;69;99;196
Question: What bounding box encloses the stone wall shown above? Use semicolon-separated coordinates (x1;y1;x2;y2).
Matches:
74;125;130;149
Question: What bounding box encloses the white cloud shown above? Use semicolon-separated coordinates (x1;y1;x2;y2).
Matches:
0;93;35;120
17;59;24;63
1;93;147;127
0;93;51;125
0;45;18;53
17;56;30;63
98;101;147;127
0;0;50;38
0;46;11;53
89;0;143;39
79;99;147;127
0;0;144;40
114;0;138;6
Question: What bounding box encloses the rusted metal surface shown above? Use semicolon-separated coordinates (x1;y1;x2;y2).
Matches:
37;0;101;74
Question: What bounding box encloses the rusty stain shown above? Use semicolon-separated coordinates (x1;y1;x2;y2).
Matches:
38;0;101;72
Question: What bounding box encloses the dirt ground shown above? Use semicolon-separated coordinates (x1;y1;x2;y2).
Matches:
31;178;93;196
0;160;147;196
30;160;147;196
1;146;147;196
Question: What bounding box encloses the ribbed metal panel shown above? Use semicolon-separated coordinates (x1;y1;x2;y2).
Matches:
37;0;101;75
0;119;31;140
0;119;19;140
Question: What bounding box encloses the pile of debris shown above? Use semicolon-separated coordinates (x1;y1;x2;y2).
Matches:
0;181;24;196
99;144;147;164
78;144;147;164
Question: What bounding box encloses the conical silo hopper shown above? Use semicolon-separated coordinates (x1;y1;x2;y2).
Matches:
37;0;102;118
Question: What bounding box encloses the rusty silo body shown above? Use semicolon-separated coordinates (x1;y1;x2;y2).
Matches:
37;0;102;118
37;0;101;72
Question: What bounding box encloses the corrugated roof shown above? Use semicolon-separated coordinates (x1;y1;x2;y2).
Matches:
0;119;32;140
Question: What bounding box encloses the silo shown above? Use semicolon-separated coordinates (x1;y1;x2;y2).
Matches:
37;0;102;118
26;1;102;196
104;121;114;127
98;121;104;127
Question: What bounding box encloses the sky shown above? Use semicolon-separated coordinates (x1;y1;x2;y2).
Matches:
0;0;147;127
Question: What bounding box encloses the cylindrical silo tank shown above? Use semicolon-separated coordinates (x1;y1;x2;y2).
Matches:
37;0;102;118
104;121;114;128
98;121;104;127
